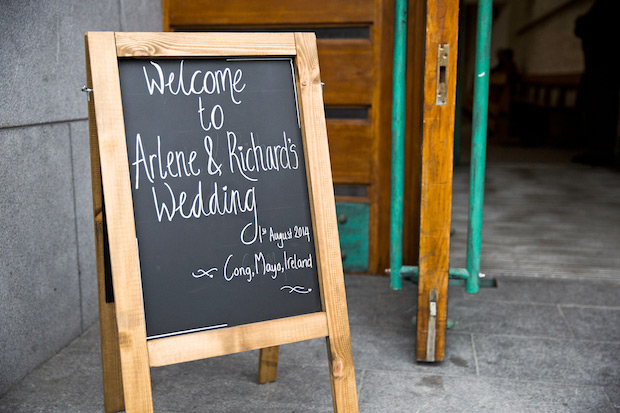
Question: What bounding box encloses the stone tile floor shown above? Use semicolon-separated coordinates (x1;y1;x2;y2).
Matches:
0;274;619;412
1;162;619;412
450;163;620;282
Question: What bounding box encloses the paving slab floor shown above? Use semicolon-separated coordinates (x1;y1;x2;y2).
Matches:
0;274;619;412
1;161;619;412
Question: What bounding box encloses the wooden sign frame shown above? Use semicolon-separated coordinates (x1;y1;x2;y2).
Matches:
85;32;357;413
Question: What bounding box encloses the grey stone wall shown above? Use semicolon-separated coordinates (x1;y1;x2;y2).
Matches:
518;0;592;75
505;0;593;75
0;0;162;396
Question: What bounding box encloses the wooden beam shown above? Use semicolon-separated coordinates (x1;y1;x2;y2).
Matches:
86;31;154;412
295;32;358;412
403;0;426;265
416;0;459;362
165;0;374;27
258;346;280;384
369;0;396;273
85;34;125;413
147;313;329;367
115;32;297;57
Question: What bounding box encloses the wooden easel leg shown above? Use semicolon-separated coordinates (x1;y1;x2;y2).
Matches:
87;31;154;413
325;336;358;413
257;346;279;383
93;207;124;412
87;35;126;413
98;301;125;412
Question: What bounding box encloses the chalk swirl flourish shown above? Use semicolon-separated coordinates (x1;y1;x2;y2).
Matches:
280;285;312;294
192;268;216;278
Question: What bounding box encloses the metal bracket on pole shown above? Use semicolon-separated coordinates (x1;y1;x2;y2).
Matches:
81;85;93;101
436;44;449;105
426;290;438;362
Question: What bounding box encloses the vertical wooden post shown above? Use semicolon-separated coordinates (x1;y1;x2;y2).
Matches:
85;36;125;413
371;0;398;275
86;32;154;412
295;32;358;412
162;0;171;32
257;346;279;383
416;0;459;362
403;0;426;268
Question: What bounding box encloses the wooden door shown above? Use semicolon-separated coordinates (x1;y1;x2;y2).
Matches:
163;0;414;274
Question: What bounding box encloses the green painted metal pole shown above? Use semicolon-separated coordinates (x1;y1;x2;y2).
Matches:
466;0;493;294
401;266;469;280
389;0;408;290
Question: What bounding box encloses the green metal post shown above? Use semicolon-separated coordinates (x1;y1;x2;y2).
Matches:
466;0;492;294
389;0;408;290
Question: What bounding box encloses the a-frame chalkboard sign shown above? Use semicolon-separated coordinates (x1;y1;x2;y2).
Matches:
85;32;357;412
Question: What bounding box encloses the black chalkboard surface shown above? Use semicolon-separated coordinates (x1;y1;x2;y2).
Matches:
118;58;322;339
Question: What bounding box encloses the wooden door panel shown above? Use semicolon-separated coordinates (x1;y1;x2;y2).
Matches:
167;0;374;27
318;39;373;106
327;120;372;184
